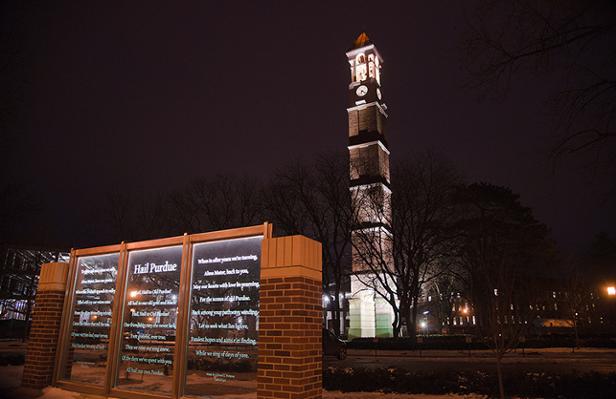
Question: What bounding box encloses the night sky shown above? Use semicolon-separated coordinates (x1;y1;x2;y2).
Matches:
2;1;614;250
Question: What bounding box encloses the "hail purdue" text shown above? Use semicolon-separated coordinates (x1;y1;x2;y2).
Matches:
133;261;177;274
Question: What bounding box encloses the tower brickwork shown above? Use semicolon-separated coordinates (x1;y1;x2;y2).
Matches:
346;33;394;338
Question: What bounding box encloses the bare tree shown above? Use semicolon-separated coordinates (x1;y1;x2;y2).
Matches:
453;182;549;399
561;256;586;351
106;187;173;242
465;0;616;159
263;152;352;336
351;153;461;338
169;175;264;234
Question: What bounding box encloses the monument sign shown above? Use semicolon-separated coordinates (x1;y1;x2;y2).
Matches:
21;223;322;399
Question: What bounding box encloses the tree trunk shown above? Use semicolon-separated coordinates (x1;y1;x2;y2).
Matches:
400;299;416;338
496;355;505;399
493;326;506;399
573;318;579;353
474;291;489;337
411;294;419;337
392;308;400;338
332;287;341;336
398;297;409;337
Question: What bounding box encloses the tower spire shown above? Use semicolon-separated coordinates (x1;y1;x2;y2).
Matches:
353;32;371;48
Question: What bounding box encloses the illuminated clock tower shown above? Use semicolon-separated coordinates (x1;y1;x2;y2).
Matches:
347;33;394;338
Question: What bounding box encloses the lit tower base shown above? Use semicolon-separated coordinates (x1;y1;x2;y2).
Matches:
346;33;394;339
349;274;396;338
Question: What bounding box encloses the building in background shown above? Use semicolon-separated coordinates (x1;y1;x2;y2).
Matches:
0;246;69;338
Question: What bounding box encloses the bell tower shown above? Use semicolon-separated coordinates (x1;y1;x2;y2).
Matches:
347;32;391;214
347;33;394;339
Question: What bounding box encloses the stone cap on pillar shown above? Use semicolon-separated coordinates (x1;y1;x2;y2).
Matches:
38;262;70;292
261;235;322;281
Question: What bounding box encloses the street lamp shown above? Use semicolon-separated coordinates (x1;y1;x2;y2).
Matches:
461;307;469;334
607;286;616;296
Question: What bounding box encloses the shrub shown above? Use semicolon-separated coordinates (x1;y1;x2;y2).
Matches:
323;366;616;398
347;335;488;350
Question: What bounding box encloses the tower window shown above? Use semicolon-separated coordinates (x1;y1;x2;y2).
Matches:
349;60;355;83
355;53;367;82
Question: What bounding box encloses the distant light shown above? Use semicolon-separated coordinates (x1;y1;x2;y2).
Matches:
423;310;430;315
420;321;427;329
462;307;469;315
129;290;138;298
322;295;330;305
607;286;616;296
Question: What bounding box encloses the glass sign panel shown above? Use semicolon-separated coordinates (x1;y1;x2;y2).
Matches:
116;245;183;395
185;236;262;398
62;253;119;385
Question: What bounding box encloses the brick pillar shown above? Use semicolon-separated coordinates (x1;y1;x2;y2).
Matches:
22;262;69;389
258;235;323;399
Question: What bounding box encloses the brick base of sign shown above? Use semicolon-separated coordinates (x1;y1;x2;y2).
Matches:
258;276;322;399
22;290;66;389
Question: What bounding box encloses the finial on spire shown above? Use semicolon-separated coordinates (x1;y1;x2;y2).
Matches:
353;32;371;48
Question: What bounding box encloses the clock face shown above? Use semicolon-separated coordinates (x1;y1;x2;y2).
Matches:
356;85;368;97
376;88;382;100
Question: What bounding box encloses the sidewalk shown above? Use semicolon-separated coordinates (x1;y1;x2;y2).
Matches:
348;347;616;358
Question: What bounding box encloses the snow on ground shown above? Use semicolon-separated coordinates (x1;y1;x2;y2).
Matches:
0;366;487;399
36;387;83;399
34;387;486;399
